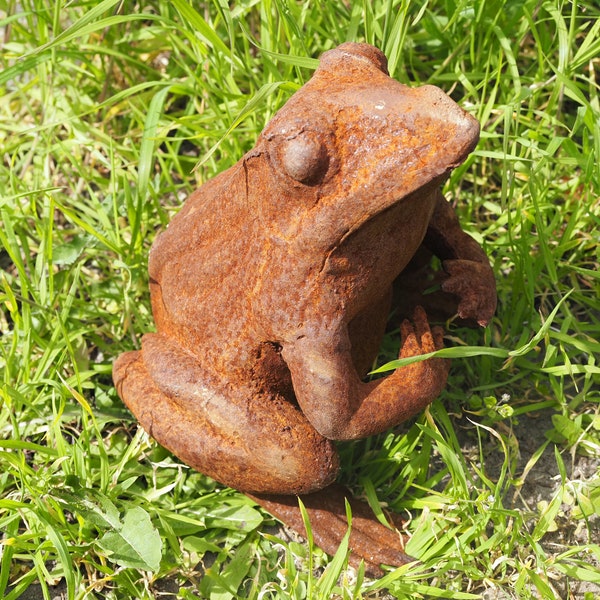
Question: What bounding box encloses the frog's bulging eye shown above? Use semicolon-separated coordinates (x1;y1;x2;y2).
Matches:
279;132;329;185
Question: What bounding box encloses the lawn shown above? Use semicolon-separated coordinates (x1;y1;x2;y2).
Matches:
1;1;599;599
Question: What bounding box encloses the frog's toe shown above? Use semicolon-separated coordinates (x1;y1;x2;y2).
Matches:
113;349;153;424
441;259;497;326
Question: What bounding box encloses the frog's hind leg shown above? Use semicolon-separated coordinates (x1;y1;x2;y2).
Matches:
249;484;414;577
113;333;338;496
114;335;412;576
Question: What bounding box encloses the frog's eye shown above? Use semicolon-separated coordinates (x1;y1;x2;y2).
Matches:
279;131;329;185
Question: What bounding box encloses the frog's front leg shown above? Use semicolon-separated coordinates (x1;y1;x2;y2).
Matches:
282;306;449;440
424;189;497;326
113;334;338;495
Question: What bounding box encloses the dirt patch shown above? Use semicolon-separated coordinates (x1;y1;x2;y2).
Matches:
458;408;600;599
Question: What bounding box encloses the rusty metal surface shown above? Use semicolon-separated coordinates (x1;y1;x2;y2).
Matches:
114;42;497;574
249;483;413;577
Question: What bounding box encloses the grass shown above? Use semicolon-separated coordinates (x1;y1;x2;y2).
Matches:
0;0;599;598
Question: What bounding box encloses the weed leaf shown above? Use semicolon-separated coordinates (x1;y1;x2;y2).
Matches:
98;506;162;571
205;503;263;532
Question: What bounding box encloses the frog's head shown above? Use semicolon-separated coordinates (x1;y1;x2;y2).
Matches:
250;43;479;245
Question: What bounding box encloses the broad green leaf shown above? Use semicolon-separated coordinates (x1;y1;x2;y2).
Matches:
554;561;600;583
182;536;223;554
52;235;90;266
551;414;583;446
199;538;256;600
98;506;162;571
205;504;263;532
59;490;121;530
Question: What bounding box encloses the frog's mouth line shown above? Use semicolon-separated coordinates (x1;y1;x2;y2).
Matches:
334;173;445;245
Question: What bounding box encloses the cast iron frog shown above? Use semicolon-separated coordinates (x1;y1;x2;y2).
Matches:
114;43;496;575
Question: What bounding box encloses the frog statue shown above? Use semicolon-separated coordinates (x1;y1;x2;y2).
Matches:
114;43;496;575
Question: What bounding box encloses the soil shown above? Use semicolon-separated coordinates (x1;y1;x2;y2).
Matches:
456;409;600;600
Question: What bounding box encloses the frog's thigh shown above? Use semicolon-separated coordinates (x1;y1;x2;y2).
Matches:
113;334;339;495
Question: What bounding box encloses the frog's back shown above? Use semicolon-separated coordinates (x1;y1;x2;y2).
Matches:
147;162;262;356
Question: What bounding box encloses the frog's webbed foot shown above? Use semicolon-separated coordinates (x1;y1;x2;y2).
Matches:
441;258;497;326
249;483;413;577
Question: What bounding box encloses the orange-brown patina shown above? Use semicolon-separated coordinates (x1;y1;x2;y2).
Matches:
114;43;496;575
